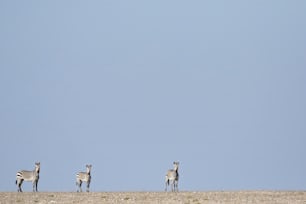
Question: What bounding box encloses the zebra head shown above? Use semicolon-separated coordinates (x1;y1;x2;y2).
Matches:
86;164;92;174
173;161;179;171
35;162;40;173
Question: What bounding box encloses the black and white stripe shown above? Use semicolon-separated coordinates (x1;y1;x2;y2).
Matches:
15;162;40;192
76;164;92;192
165;161;179;192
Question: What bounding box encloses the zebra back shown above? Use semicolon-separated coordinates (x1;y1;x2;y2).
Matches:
16;162;40;181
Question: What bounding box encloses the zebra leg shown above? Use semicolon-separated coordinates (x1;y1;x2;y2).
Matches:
76;180;80;192
15;180;19;192
17;179;23;192
33;179;38;192
86;182;90;192
171;181;174;192
32;181;35;192
36;180;39;192
76;180;82;192
174;181;178;192
165;179;169;192
32;179;39;192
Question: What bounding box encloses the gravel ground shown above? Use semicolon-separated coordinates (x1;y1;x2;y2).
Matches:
0;191;305;204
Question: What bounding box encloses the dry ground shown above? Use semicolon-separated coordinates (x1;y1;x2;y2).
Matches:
0;191;305;204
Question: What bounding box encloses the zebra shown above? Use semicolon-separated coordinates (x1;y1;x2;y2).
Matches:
165;161;179;192
15;162;40;192
76;164;92;192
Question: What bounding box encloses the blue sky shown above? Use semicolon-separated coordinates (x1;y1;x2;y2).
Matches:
0;1;306;192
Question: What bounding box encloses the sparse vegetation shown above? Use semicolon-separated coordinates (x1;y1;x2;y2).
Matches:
0;191;305;204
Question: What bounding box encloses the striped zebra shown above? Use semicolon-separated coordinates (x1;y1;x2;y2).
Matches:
76;164;92;192
165;161;179;192
15;162;40;192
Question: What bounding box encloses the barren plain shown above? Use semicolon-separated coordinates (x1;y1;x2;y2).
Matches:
1;191;306;204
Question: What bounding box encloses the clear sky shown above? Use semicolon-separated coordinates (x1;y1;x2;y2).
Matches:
0;1;306;192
